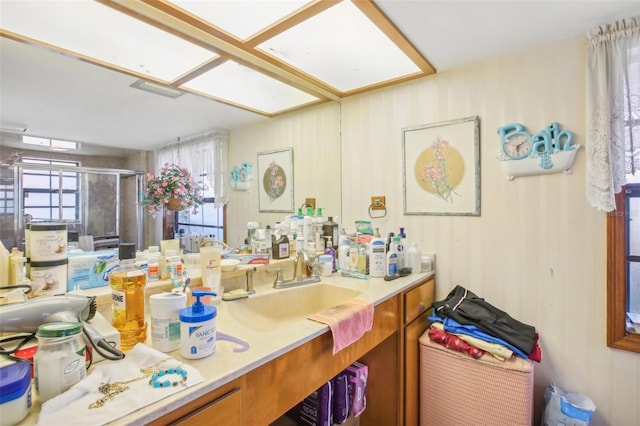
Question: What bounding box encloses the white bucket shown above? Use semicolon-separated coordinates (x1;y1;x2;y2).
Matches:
29;224;67;262
29;259;68;295
149;292;187;352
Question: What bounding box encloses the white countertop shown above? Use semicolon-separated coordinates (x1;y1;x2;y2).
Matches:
19;266;434;425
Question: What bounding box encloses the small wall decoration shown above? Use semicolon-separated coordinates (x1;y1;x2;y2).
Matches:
402;116;481;216
230;161;253;191
496;122;580;180
257;147;294;213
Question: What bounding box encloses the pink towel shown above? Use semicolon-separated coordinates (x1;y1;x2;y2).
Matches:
308;299;374;355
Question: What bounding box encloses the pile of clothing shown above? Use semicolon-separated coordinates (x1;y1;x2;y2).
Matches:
428;285;541;362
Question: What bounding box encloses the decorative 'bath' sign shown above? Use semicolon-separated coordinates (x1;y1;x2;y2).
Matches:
230;162;253;190
495;122;580;180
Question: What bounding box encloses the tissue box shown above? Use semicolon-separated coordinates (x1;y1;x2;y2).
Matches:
346;361;368;417
287;380;333;426
67;249;119;291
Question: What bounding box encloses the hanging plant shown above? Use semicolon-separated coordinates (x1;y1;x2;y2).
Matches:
141;163;206;217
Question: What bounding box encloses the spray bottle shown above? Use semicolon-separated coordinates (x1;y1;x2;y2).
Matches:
179;290;217;359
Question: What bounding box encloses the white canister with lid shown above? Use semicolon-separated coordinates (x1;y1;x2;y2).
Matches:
34;322;87;403
179;290;217;359
150;292;187;352
29;223;67;262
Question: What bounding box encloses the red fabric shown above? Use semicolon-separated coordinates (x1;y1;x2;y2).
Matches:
428;327;485;359
528;333;542;362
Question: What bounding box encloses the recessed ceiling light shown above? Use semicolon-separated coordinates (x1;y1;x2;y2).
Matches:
130;79;184;99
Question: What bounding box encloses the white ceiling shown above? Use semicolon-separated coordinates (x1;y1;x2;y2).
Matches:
1;1;638;156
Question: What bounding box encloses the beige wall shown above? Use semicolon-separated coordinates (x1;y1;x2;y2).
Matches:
226;102;341;248
228;35;639;424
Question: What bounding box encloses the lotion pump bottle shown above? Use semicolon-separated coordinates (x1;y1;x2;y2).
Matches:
369;229;386;278
179;290;217;359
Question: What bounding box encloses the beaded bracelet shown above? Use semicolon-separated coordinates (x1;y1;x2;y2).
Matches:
149;367;188;388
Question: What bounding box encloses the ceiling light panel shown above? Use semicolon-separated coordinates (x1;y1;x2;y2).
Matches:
182;60;320;114
0;1;217;83
257;1;420;92
169;0;313;40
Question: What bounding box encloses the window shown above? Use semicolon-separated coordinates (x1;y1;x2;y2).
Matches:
608;183;640;352
174;173;225;251
22;158;80;223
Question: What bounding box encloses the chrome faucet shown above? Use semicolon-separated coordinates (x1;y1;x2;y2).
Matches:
245;266;257;294
270;251;320;289
293;249;308;280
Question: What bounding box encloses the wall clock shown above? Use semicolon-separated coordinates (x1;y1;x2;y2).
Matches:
496;122;580;180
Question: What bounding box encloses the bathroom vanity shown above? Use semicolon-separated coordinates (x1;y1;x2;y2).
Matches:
20;264;435;426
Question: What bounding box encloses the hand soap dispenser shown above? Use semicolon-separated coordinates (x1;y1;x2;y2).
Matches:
179;290;217;359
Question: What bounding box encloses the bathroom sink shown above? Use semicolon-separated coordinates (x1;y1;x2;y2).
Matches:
226;283;362;332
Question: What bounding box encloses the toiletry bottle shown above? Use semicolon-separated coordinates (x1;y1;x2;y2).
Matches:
313;208;325;253
0;241;9;285
324;236;336;272
357;245;367;274
323;216;339;250
179;290;217;359
349;244;359;272
338;235;350;271
109;243;147;350
369;229;386;278
407;242;421;274
387;239;399;276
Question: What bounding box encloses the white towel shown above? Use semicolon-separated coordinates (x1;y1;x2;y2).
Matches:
37;344;204;426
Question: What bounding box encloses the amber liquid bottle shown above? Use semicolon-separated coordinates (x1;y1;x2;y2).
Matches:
109;243;147;350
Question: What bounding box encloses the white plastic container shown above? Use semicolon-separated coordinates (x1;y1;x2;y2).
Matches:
369;237;386;277
34;322;86;403
29;259;68;295
318;254;333;277
179;291;217;359
150;292;187;353
406;243;421;274
28;223;67;262
0;362;32;426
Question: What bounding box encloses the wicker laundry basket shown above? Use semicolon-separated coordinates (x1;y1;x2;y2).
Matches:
419;331;534;426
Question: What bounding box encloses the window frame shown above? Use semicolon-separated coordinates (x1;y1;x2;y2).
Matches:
21;158;80;223
607;186;640;352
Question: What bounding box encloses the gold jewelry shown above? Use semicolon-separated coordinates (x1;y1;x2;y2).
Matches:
88;358;171;409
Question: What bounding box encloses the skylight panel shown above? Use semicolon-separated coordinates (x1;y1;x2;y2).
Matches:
182;60;319;114
257;1;421;92
0;1;217;82
169;0;312;40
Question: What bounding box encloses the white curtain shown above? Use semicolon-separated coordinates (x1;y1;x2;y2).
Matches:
585;16;640;212
156;130;229;207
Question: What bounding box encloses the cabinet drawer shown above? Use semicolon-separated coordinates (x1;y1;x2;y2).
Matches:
404;277;435;324
173;388;242;426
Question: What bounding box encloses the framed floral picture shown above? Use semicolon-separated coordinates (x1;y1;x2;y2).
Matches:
257;147;294;213
402;116;480;216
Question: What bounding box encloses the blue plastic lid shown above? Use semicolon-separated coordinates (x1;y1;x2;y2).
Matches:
179;290;217;323
0;362;31;404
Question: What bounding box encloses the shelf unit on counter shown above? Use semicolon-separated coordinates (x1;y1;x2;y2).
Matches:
20;264;435;426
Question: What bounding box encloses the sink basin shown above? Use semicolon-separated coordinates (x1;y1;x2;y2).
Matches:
226;283;362;332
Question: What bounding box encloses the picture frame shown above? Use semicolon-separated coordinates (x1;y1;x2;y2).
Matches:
402;116;480;216
257;147;294;213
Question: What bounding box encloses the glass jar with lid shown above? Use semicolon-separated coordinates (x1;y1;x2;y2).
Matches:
34;322;87;402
